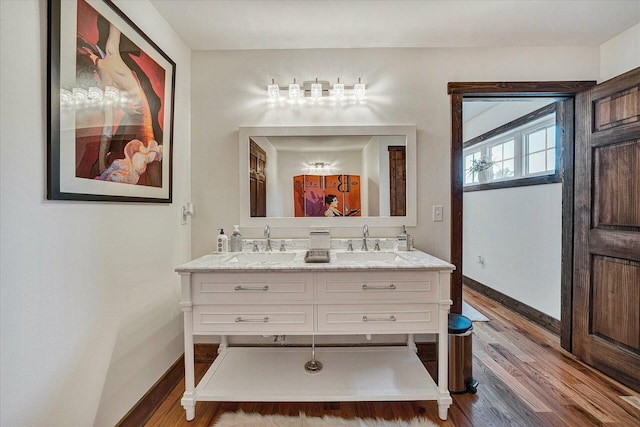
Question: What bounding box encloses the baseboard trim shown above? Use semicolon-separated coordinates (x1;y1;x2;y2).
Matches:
116;354;185;427
463;275;560;335
116;343;221;426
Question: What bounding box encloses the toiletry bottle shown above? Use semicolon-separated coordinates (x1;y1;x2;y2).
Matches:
398;225;409;251
230;225;243;252
216;229;229;253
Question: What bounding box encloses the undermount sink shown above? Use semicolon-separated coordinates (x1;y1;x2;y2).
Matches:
231;252;297;263
335;251;403;262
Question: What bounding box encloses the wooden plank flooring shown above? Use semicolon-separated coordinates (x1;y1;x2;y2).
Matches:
143;287;640;426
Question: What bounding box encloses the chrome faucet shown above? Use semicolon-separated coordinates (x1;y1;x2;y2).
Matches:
361;224;369;251
264;225;272;251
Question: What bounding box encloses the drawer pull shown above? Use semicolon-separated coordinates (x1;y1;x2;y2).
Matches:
362;315;396;322
234;285;269;291
362;284;396;290
235;316;269;323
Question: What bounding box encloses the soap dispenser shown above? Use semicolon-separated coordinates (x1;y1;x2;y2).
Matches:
230;225;243;252
398;225;409;251
216;229;229;253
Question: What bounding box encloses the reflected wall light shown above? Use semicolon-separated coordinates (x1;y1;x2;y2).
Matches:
60;85;121;107
306;161;333;174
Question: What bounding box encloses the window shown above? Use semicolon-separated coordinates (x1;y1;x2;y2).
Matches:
525;125;556;175
490;139;515;179
463;107;557;187
464;150;482;185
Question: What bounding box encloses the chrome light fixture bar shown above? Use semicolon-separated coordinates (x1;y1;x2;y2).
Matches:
266;77;366;101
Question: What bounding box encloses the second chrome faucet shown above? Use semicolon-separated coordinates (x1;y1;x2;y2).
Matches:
361;224;369;251
264;224;272;251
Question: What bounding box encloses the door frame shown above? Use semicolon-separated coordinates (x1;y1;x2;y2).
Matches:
448;81;596;351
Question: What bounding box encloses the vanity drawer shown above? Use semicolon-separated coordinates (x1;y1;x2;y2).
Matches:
317;303;438;333
192;272;313;303
193;304;313;333
317;271;438;302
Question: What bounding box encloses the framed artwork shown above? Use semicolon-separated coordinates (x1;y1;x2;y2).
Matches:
47;0;175;202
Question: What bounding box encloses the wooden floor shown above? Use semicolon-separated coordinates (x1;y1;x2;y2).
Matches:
144;287;640;426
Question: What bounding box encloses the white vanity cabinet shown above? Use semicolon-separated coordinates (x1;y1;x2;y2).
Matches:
177;251;453;421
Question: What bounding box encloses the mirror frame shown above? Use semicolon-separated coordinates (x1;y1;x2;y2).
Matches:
239;125;417;228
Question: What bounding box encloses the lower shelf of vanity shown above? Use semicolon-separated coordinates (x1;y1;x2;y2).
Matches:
194;345;440;401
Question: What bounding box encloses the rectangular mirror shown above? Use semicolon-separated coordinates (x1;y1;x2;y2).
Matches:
239;125;417;228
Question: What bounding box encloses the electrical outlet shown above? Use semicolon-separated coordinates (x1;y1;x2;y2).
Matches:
433;205;443;222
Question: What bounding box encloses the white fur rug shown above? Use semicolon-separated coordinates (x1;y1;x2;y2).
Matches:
213;411;437;427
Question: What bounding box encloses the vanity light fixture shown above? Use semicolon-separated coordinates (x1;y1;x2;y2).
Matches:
265;77;367;102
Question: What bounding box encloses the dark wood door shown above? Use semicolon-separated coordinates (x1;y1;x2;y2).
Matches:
249;139;266;217
388;146;406;216
573;67;640;391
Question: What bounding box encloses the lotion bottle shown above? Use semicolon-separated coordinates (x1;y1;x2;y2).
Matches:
398;225;409;251
230;225;243;252
216;228;229;253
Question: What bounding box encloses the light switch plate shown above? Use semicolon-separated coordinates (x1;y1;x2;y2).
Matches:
433;205;443;222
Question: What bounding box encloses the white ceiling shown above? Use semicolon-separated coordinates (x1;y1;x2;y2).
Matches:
149;0;640;51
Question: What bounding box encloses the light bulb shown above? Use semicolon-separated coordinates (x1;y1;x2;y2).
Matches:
311;78;322;98
88;86;103;101
267;79;280;99
72;87;88;103
60;88;73;106
104;85;120;102
332;78;344;99
354;77;366;98
289;78;301;99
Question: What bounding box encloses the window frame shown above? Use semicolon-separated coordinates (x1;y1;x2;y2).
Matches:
463;103;561;192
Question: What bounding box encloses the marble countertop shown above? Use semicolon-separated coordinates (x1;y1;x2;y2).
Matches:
176;240;455;273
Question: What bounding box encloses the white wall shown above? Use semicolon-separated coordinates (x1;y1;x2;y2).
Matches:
464;185;563;319
190;47;600;260
464;101;552;141
600;22;640;82
0;1;191;426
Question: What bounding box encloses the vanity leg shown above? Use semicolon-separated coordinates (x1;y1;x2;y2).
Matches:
181;284;196;421
438;401;451;421
437;301;451;421
219;335;228;353
181;392;196;421
407;333;417;353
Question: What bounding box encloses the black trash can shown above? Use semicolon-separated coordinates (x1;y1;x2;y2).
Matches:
448;313;478;394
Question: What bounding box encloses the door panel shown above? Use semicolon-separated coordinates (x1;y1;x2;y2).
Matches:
573;67;640;391
594;140;640;228
388;146;406;216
